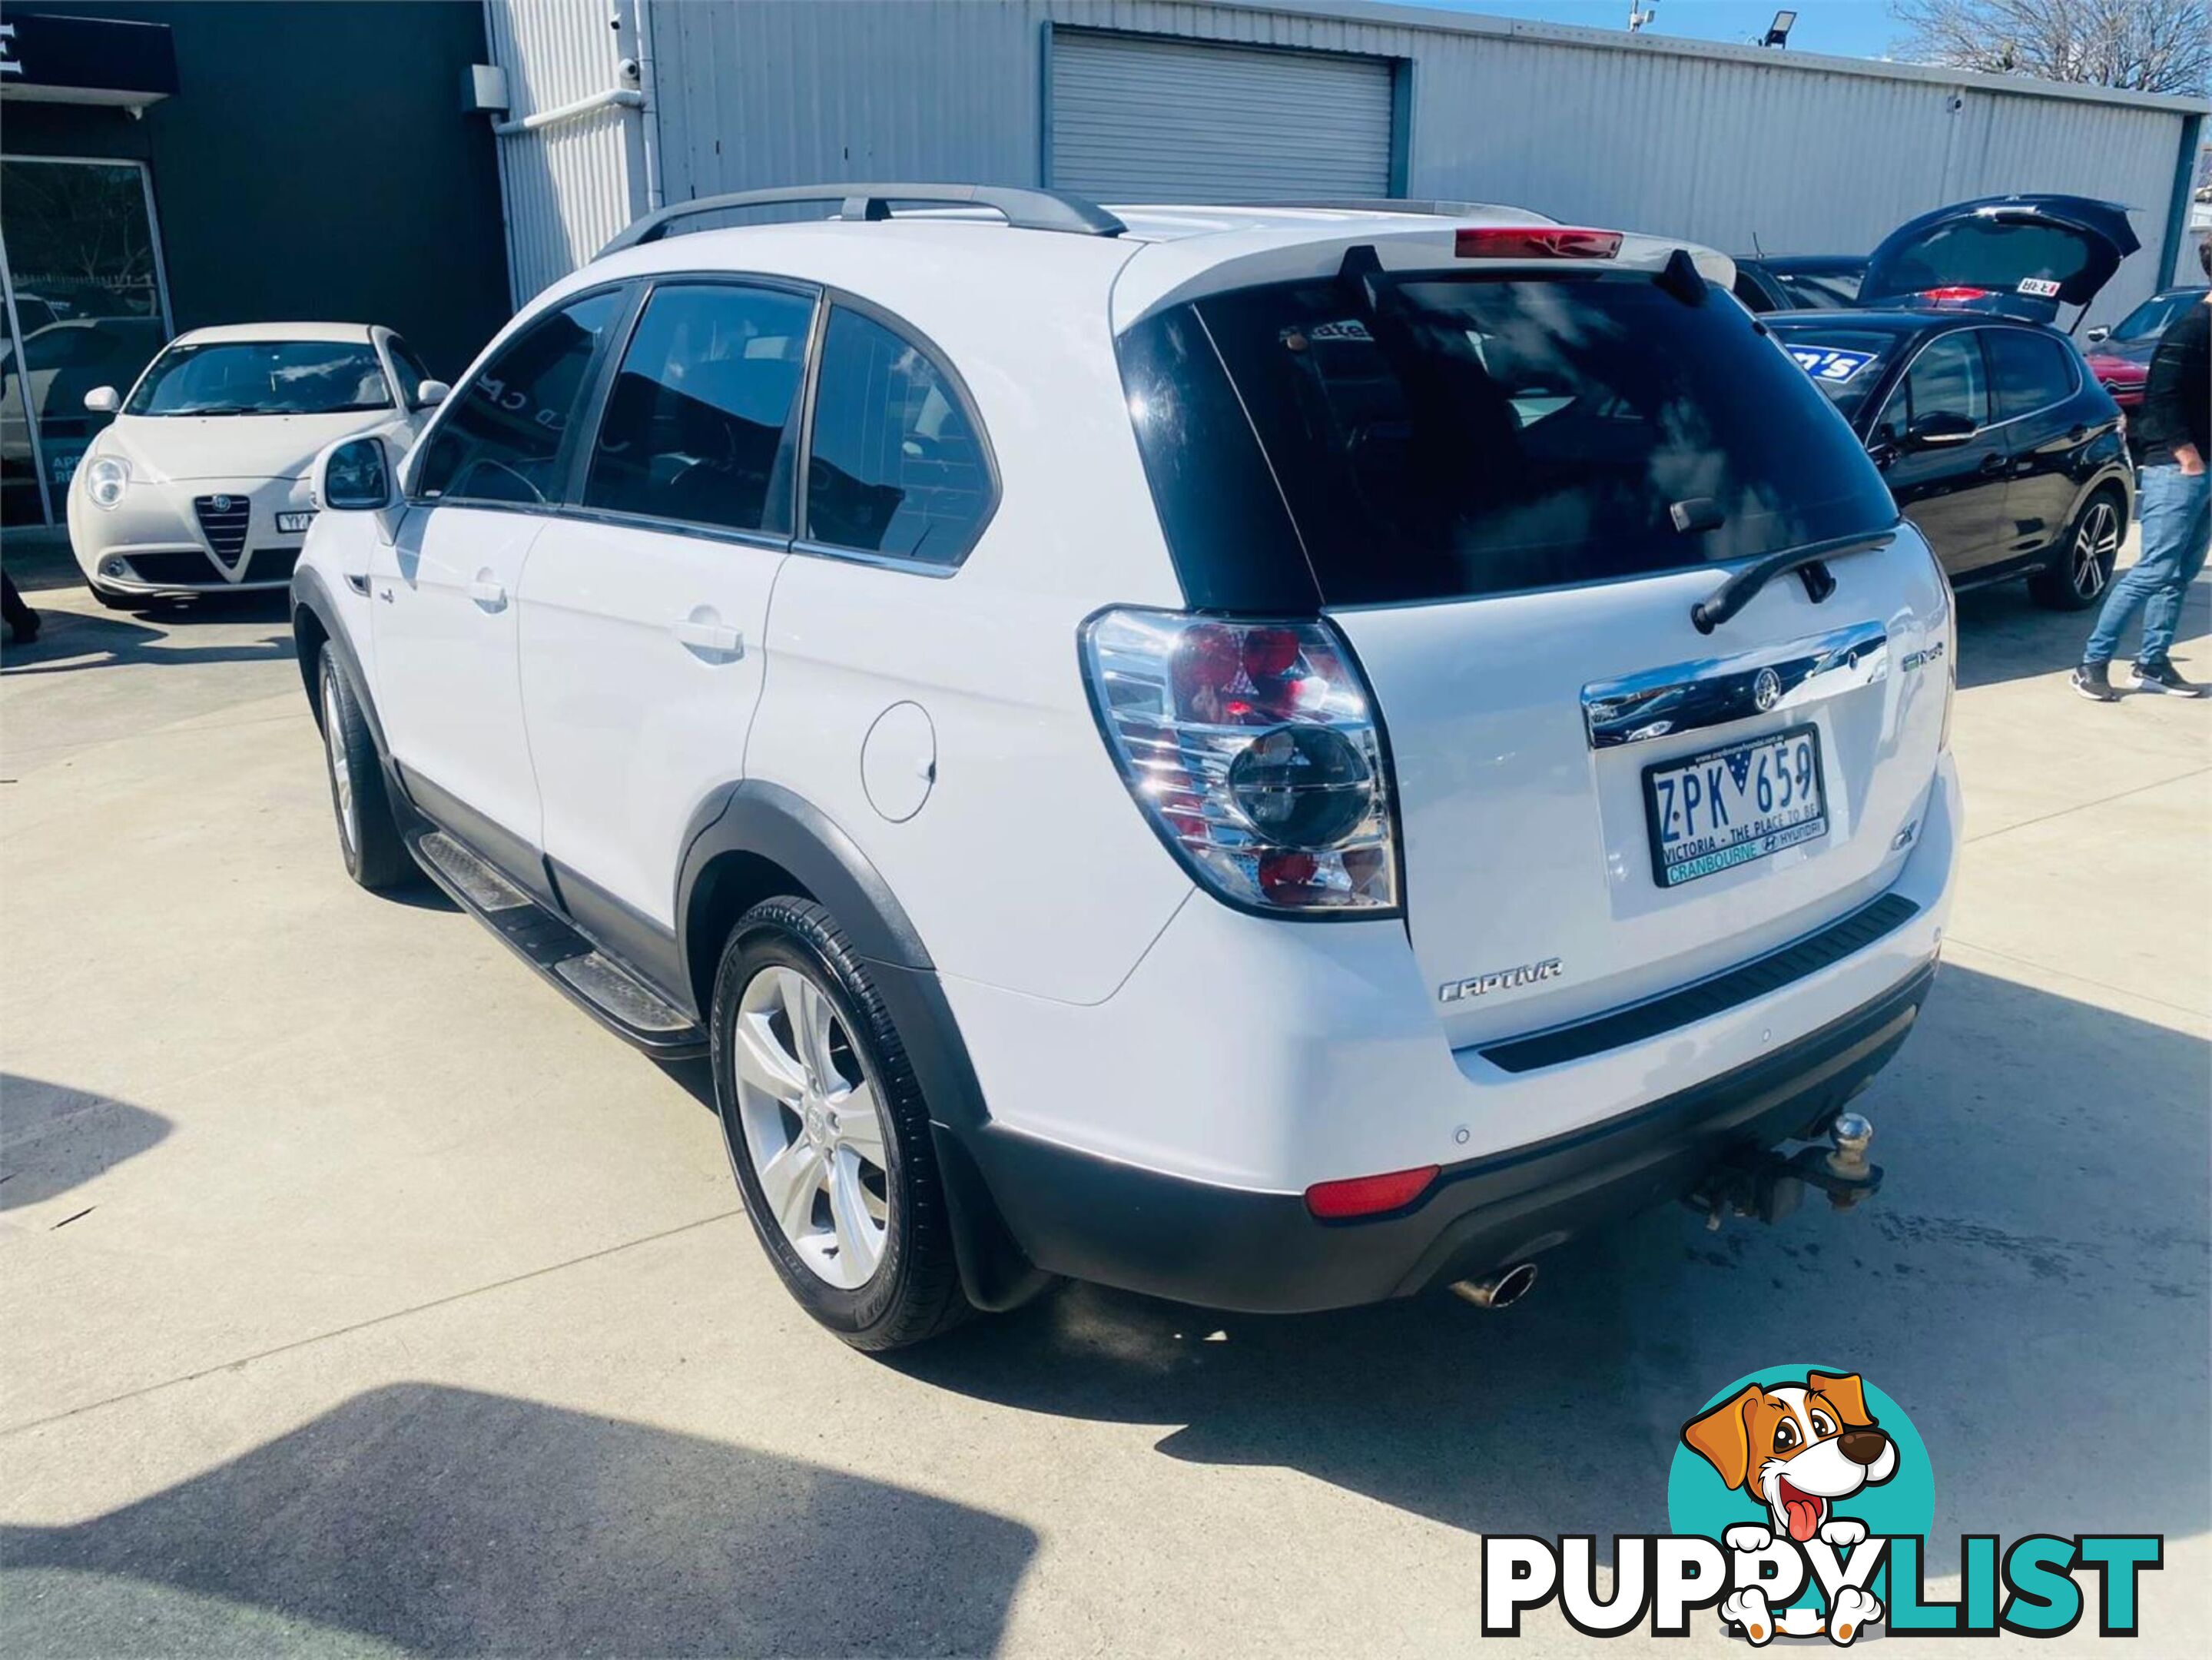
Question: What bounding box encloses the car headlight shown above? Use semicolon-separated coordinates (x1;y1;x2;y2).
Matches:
85;455;131;510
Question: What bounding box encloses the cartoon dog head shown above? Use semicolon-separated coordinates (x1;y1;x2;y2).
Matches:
1681;1371;1899;1542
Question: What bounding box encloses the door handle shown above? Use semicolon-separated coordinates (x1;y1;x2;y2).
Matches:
673;616;744;656
466;575;507;609
1978;453;2007;476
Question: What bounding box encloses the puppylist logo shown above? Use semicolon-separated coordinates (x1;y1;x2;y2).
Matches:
1482;1365;2163;1644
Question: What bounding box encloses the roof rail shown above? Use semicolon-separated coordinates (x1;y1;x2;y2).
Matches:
598;184;1126;257
1253;198;1560;224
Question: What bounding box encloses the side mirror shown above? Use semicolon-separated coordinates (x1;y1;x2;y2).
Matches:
313;435;393;512
1906;410;1978;450
2083;325;2111;344
415;379;450;409
83;385;120;414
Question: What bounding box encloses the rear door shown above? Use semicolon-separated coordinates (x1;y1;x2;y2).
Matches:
1177;265;1948;1047
1982;326;2093;559
517;278;815;940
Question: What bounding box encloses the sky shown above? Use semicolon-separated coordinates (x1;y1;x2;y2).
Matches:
1410;0;1908;64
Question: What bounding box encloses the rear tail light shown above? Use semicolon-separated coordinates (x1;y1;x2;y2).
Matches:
1455;226;1623;261
1080;608;1400;916
1305;1165;1438;1220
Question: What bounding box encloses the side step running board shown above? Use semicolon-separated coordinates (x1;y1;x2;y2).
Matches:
410;831;708;1059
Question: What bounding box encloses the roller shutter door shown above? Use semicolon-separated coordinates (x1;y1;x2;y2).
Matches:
1049;31;1395;204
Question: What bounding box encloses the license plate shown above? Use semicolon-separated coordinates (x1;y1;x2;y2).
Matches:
1643;725;1827;888
277;510;315;534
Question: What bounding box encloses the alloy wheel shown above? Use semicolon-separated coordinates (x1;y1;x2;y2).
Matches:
731;964;891;1290
322;668;357;857
2072;500;2119;600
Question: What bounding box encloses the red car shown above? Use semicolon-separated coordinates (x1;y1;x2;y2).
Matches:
2083;285;2210;410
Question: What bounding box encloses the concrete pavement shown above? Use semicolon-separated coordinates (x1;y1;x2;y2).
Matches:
2;533;2206;1655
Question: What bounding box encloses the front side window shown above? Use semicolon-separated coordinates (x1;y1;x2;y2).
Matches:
386;337;435;408
1163;271;1895;607
1875;332;1989;444
415;290;622;506
126;341;392;417
803;307;992;566
1984;328;2077;420
585;282;814;534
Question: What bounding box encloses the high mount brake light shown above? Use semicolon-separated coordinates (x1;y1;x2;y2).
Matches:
1918;286;1994;305
1079;609;1400;917
1455;227;1624;261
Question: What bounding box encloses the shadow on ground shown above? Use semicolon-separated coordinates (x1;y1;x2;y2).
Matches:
0;593;293;677
0;1075;171;1211
0;1384;1036;1657
1954;567;2209;690
890;964;2209;1571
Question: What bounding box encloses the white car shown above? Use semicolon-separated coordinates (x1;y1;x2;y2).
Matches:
68;322;446;605
293;187;1959;1350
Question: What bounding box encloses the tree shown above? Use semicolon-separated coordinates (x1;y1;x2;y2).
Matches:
1890;0;2210;96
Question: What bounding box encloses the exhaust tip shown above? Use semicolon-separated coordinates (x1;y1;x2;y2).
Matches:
1449;1261;1539;1310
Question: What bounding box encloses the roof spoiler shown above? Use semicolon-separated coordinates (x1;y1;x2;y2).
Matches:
598;184;1126;258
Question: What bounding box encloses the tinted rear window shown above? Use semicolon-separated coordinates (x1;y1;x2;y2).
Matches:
1127;271;1895;609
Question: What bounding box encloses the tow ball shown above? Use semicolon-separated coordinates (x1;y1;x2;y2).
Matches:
1685;1112;1882;1232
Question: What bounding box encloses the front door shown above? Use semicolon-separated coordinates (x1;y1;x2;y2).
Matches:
371;288;627;882
1872;330;2010;577
517;278;816;943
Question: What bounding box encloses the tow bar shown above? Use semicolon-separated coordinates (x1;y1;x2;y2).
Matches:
1685;1112;1882;1231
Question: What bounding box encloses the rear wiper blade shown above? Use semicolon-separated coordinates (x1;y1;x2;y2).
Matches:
1690;529;1895;635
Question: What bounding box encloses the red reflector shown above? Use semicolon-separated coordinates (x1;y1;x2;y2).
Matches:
1305;1165;1440;1220
1455;226;1623;261
1919;286;1992;304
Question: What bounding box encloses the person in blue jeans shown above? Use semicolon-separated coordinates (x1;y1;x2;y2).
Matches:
2074;250;2210;701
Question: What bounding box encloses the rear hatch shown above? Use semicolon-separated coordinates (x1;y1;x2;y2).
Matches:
1123;241;1949;1049
1859;194;2137;322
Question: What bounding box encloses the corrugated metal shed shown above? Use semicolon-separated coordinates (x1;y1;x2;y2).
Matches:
493;0;2206;323
483;0;645;304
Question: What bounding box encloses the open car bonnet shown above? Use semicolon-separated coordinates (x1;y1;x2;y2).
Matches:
1859;194;2139;321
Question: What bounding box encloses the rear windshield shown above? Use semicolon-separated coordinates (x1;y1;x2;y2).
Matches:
1122;271;1895;609
1773;267;1864;307
1771;327;1904;418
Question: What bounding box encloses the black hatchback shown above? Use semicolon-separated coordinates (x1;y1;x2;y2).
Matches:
1767;310;2131;609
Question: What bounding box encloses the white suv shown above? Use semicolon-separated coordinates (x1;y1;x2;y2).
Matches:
293;187;1958;1350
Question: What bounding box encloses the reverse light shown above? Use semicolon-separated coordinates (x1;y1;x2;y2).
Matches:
1456;226;1623;261
1305;1166;1439;1220
85;454;131;510
1079;609;1399;916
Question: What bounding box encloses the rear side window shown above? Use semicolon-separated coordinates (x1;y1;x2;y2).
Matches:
1142;271;1895;609
1875;332;1989;443
585;282;814;535
802;307;992;566
1984;328;2077;420
415;290;622;506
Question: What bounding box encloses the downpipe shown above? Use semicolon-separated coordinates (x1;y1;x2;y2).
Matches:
1450;1260;1539;1310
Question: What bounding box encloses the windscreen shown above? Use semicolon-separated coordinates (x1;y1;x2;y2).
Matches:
1143;271;1894;609
1770;327;1903;418
2110;290;2201;342
128;341;391;417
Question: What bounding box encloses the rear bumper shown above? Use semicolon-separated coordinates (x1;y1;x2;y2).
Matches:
965;959;1934;1313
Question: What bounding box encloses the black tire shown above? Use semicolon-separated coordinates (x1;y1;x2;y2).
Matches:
2029;489;2124;612
316;650;415;892
711;896;973;1351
